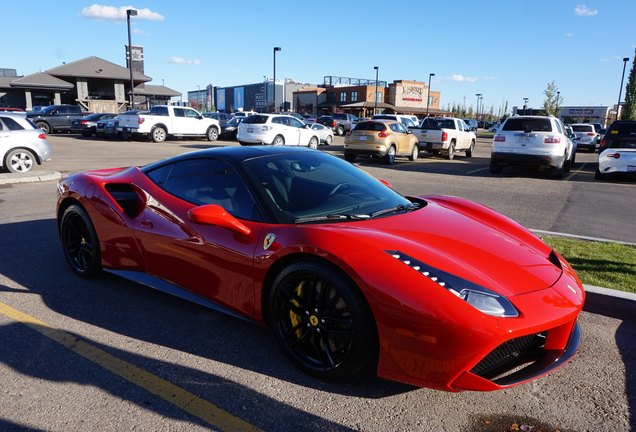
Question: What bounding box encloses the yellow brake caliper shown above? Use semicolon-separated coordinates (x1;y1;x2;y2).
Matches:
290;280;306;338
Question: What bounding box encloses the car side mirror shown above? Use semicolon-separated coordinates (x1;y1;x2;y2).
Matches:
187;204;251;235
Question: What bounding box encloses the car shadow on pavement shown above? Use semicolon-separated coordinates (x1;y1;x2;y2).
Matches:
0;219;416;423
584;293;636;431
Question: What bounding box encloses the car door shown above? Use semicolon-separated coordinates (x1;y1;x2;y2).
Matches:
390;123;410;154
456;120;470;149
133;158;262;316
289;117;309;146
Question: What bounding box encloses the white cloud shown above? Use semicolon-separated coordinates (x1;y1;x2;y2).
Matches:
574;4;598;17
80;4;165;21
600;56;623;62
448;74;479;83
132;28;148;36
167;56;202;65
565;32;574;37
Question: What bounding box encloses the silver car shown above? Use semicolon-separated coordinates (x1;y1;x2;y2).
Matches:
569;123;598;152
0;112;52;173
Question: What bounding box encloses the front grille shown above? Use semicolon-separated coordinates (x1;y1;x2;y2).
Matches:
471;332;547;380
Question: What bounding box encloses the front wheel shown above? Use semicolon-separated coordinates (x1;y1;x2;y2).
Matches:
325;135;333;145
206;126;219;142
489;159;503;174
60;204;102;278
344;153;357;163
268;261;377;379
308;136;319;150
336;125;345;136
408;145;419;161
151;126;167;143
5;148;36;173
465;140;475;158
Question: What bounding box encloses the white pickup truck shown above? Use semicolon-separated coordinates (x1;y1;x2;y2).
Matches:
411;117;476;160
117;105;220;143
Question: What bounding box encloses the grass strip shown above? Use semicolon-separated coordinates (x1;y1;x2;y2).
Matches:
542;235;636;293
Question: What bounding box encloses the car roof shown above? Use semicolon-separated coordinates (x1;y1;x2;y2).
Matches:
0;111;27;118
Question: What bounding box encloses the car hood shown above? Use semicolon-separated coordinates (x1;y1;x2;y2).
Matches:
318;196;562;297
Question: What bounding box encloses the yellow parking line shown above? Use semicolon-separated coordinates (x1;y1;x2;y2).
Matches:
0;302;262;432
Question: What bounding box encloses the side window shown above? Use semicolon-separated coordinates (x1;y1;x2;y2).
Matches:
158;158;259;221
174;108;186;118
185;109;199;118
458;121;465;132
2;117;25;131
272;117;284;125
57;106;68;114
290;118;304;128
396;123;407;134
554;120;563;134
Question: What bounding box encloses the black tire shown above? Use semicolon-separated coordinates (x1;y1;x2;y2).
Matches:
325;135;333;145
238;141;250;146
151;126;167;143
336;125;345;136
489;158;503;174
35;122;51;134
81;131;92;138
595;167;606;180
384;145;396;165
60;204;102;278
344;153;357;163
446;141;456;160
551;164;565;179
5;148;36;173
308;136;319;150
268;261;377;379
206;126;219;142
272;135;285;146
466;140;475;158
408;145;419;161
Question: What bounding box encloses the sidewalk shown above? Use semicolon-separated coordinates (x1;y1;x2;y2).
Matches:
0;170;61;185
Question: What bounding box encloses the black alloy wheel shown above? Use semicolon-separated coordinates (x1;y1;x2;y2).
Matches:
60;204;102;277
269;261;376;379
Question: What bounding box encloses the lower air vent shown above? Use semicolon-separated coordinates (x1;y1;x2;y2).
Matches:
471;332;547;380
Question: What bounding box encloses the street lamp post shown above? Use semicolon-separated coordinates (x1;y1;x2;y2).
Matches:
617;57;630;120
475;93;482;125
426;73;435;117
556;91;560;114
196;85;201;111
126;9;137;109
374;66;379;115
523;97;529;115
273;47;281;112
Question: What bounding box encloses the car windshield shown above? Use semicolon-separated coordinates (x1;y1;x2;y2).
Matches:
609;138;636;149
571;125;594;132
421;118;454;129
241;151;417;224
502;118;552;132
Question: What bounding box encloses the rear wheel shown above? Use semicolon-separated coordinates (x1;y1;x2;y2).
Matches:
35;122;51;134
595;167;606;180
268;261;377;379
336;125;345;136
384;145;396;165
489;158;503;174
60;204;102;278
344;153;356;163
272;135;285;146
445;141;456;160
151;126;167;143
5;148;36;173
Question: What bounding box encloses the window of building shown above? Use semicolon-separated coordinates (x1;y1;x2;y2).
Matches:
339;92;347;103
351;91;358;102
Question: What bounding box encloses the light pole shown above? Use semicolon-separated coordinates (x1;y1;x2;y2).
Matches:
617;57;630;120
523;97;529;115
126;8;137;109
475;93;482;124
556;91;560;115
426;73;435;117
273;47;281;112
374;66;379;114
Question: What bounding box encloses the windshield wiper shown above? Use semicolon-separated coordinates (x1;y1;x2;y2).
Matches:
370;203;420;218
294;214;371;224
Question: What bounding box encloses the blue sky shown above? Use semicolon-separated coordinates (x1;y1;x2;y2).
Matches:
4;1;635;113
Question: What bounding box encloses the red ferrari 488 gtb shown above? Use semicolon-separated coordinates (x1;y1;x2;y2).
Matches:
56;146;584;391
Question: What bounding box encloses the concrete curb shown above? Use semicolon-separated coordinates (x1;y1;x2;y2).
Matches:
584;284;636;301
0;171;61;185
532;229;636;247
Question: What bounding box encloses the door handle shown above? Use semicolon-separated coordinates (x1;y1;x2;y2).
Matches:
140;220;153;229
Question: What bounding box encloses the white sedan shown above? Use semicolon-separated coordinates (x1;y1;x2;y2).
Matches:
237;113;319;149
596;139;636;180
307;123;334;145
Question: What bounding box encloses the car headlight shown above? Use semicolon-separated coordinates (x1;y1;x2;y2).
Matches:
387;250;519;318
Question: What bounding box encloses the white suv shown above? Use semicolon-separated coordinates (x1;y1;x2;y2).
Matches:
237;114;320;148
491;116;574;178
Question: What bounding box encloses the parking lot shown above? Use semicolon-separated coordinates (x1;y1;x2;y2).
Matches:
0;134;634;431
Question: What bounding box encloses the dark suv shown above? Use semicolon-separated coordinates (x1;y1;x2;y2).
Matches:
27;104;86;134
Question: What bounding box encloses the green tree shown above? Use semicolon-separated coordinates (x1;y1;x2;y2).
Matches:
543;81;560;116
621;53;636;120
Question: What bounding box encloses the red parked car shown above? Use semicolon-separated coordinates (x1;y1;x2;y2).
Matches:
56;146;584;391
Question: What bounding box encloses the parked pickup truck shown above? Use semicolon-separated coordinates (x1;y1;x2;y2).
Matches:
411;117;476;160
27;104;87;134
117;105;220;143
